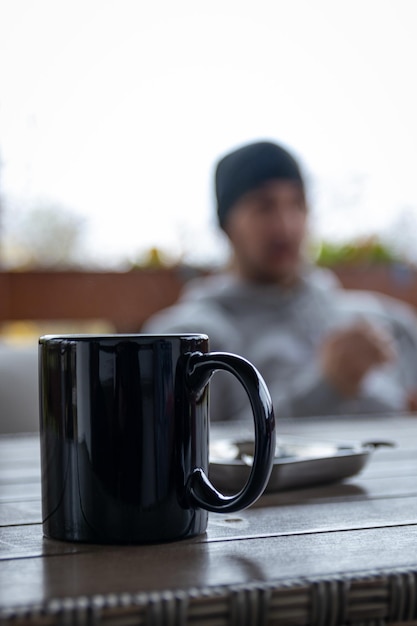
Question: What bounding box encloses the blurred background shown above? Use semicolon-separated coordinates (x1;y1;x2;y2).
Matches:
1;0;417;335
1;0;417;431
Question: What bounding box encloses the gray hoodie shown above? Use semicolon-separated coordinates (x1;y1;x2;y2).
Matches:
144;270;417;421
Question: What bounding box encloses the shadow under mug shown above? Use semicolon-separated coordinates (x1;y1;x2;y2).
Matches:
39;334;275;544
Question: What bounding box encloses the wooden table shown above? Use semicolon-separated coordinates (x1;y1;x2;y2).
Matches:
2;415;417;625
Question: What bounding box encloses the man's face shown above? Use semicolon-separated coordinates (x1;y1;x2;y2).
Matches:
224;179;307;284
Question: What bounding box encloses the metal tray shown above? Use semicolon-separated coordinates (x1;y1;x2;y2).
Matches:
209;437;392;492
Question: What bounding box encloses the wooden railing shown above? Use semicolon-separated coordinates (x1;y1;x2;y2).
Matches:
0;269;184;333
333;264;417;309
1;265;417;334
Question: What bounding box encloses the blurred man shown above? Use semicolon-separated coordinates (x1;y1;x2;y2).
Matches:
144;141;417;420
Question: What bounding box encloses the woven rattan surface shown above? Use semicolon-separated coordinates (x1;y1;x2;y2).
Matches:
2;415;417;625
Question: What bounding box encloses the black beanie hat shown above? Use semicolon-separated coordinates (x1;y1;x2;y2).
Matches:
215;141;304;228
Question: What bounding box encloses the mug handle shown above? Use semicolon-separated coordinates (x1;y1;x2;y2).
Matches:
185;351;276;513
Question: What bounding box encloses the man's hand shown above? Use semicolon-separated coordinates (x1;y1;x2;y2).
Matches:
320;322;396;397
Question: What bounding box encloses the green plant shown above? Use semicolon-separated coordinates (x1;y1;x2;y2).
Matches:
315;237;402;267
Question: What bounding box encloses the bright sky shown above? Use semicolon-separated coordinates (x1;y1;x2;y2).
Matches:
1;0;417;266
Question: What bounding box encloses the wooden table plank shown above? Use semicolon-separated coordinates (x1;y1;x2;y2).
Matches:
0;435;39;461
0;467;40;485
0;500;41;527
2;525;417;611
3;446;417;522
2;448;417;486
4;494;417;560
2;433;417;498
0;483;41;502
4;471;417;527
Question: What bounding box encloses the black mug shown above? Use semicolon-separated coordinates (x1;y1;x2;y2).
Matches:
39;334;275;544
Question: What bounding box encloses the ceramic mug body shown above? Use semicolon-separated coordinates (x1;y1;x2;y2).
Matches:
39;334;275;544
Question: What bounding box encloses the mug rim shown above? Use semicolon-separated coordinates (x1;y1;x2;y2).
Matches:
39;333;209;344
